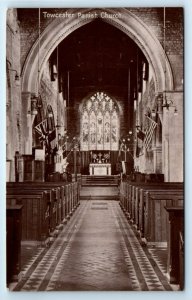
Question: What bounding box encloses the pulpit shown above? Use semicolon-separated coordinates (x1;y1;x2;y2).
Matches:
89;163;111;175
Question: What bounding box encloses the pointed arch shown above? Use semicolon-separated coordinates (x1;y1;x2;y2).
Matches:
21;8;174;95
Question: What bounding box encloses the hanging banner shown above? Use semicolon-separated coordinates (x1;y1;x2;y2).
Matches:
35;118;56;143
35;119;48;140
144;116;157;150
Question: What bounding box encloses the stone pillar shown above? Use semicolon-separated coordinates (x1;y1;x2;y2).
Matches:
153;146;162;173
153;111;163;174
21;91;34;155
162;91;183;182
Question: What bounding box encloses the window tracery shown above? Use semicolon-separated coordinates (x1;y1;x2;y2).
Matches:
80;92;119;151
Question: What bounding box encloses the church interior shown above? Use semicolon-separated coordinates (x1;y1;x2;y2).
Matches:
6;8;184;291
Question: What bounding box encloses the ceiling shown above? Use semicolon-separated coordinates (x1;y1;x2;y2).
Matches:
50;19;146;92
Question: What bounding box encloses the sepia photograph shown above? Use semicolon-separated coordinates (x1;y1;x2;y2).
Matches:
6;7;184;292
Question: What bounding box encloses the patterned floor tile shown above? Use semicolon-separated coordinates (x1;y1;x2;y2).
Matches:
11;200;176;292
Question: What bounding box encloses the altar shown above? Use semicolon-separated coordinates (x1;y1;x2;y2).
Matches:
89;163;111;175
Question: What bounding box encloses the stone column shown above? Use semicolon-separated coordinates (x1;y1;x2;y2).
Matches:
21;91;34;155
162;91;183;182
153;146;162;173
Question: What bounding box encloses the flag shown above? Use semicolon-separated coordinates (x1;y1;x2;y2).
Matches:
118;141;123;159
144;116;157;150
35;119;48;139
48;129;56;142
122;161;126;174
35;119;57;144
137;129;145;141
136;135;144;157
136;138;140;157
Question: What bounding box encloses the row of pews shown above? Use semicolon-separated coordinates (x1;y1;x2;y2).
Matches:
6;179;81;285
119;180;184;289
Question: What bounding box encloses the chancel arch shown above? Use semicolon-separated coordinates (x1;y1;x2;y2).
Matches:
22;7;173;95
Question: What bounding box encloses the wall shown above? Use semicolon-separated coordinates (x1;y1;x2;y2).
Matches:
40;61;65;132
67;86;130;140
6;9;22;181
21;61;65;155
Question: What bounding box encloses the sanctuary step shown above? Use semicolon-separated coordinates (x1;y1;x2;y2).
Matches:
80;175;120;201
81;175;119;186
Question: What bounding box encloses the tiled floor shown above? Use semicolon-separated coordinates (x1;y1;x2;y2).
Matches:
11;200;177;291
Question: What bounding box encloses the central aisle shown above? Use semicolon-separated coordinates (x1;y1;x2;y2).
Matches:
14;200;173;291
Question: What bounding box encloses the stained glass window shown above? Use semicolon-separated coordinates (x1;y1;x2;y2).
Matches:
80;92;119;151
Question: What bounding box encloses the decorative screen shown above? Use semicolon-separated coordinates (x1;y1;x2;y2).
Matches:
80;92;119;151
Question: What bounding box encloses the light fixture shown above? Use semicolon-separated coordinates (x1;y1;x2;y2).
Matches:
119;136;134;160
151;109;156;118
161;7;178;116
152;93;178;117
162;96;178;115
48;112;53;118
162;95;173;110
161;95;178;116
31;95;38;115
28;10;41;120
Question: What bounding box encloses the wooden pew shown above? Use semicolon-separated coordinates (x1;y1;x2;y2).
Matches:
165;207;184;288
8;182;70;228
6;205;23;284
7;184;60;235
129;182;183;223
119;181;183;244
137;186;183;235
142;190;183;245
119;181;183;222
135;184;183;230
7;189;51;243
7;181;81;241
119;181;127;211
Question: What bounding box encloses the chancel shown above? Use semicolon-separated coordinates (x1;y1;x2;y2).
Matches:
6;7;184;292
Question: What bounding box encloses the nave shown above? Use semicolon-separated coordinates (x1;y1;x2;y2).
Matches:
11;200;175;292
6;8;184;293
